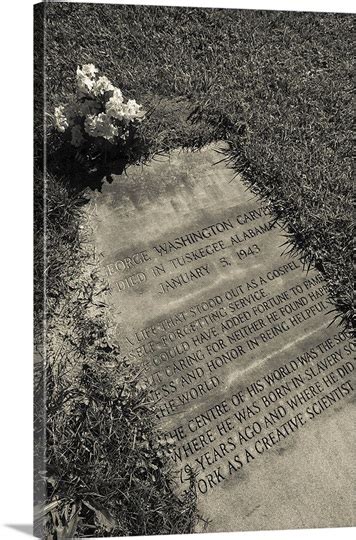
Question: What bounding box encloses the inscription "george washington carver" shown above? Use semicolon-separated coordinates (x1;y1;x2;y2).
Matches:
153;220;234;255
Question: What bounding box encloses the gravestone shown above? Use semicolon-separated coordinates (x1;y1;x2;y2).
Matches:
87;144;354;532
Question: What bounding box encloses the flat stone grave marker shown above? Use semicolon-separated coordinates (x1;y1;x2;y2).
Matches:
87;143;355;532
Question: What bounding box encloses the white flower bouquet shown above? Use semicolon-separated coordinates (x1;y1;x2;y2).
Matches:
53;64;146;178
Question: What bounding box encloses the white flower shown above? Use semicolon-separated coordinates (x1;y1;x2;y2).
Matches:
113;87;123;101
81;64;98;78
105;88;124;119
76;66;94;96
55;65;145;143
122;99;144;122
92;76;115;97
70;124;85;147
84;112;118;142
126;99;141;113
54;105;69;132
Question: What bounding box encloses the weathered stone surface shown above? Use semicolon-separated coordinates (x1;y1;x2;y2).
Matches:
88;144;355;532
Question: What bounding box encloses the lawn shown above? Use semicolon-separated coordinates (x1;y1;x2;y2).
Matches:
43;2;354;328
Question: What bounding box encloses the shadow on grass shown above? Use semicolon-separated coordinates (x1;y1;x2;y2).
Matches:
48;143;130;193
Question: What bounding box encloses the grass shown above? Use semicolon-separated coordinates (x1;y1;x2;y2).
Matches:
42;2;354;328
